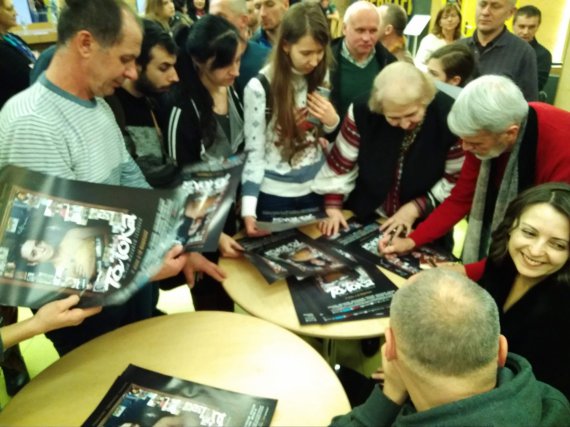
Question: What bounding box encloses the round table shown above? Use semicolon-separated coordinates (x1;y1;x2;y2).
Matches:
0;311;350;426
220;225;405;340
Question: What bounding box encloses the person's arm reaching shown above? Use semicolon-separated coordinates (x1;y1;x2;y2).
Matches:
0;295;102;356
381;151;481;254
241;77;270;237
380;139;464;236
313;105;361;236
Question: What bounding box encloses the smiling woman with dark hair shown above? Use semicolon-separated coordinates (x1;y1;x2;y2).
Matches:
480;182;570;398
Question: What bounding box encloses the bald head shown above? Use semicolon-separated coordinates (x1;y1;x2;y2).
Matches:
209;0;249;37
390;269;501;376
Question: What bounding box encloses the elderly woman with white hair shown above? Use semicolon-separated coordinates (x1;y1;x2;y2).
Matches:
382;75;570;281
313;62;463;243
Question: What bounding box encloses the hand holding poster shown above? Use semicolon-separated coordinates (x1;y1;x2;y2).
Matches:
175;156;243;252
325;218;460;278
0;159;243;308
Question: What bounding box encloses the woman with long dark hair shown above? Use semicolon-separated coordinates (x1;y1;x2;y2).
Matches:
480;182;570;397
166;14;245;310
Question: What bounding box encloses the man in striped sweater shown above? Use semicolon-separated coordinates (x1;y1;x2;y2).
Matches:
0;0;223;357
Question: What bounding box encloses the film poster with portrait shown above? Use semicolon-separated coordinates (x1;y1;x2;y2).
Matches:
238;229;356;284
0;166;185;308
175;155;243;252
83;364;277;427
325;217;460;278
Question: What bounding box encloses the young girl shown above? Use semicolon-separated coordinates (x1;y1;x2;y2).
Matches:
167;15;245;310
145;0;176;32
241;2;339;236
480;182;570;398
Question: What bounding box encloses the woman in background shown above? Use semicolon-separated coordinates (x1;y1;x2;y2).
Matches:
480;182;570;398
414;3;461;72
0;0;36;108
145;0;176;32
187;0;207;21
241;2;339;237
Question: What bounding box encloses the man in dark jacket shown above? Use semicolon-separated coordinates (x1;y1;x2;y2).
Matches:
513;5;552;92
329;0;395;123
330;269;570;426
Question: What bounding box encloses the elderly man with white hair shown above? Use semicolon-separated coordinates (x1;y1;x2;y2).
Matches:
330;269;570;426
382;75;570;280
329;0;396;122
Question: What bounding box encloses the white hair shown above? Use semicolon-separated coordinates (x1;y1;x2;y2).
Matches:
447;75;528;137
343;0;378;25
368;62;435;114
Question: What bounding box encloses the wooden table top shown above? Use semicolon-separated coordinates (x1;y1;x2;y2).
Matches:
220;224;405;339
0;311;350;426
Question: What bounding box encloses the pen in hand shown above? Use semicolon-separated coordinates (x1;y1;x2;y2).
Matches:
381;225;405;255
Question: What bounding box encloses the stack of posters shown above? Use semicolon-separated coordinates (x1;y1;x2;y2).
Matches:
256;211;326;233
0;159;242;308
325;218;460;278
83;365;277;427
238;229;355;284
239;229;397;325
287;260;397;325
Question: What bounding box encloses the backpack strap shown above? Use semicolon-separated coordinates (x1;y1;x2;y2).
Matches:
255;72;272;124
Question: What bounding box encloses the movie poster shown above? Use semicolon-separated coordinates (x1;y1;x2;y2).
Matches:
325;218;460;278
256;211;325;233
287;259;397;325
175;156;243;252
239;229;355;284
0;166;181;308
83;365;277;427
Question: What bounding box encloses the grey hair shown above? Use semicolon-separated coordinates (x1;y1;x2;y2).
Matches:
343;0;378;25
447;75;528;136
390;269;500;376
368;62;435;114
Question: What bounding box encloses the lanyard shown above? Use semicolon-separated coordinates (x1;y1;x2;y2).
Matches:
2;33;36;64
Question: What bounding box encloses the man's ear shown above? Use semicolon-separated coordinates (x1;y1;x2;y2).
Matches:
384;24;394;36
504;124;521;147
448;75;462;86
506;5;516;20
75;30;96;58
498;334;508;368
385;327;398;361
